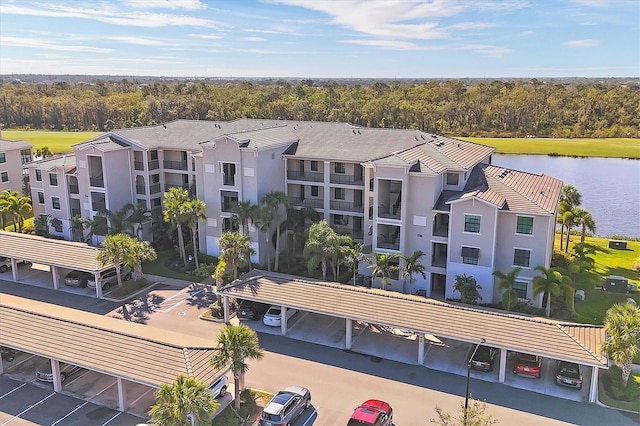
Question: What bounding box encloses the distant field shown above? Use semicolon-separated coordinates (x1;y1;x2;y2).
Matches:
1;130;101;153
459;137;640;159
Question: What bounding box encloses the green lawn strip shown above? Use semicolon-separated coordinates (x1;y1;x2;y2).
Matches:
459;137;640;158
1;130;101;154
598;368;640;413
142;250;206;282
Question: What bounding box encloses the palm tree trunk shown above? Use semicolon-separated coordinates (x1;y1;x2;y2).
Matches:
622;358;632;387
565;229;570;253
545;293;551;317
177;224;187;265
559;225;564;251
233;373;241;410
580;224;586;247
191;226;199;269
321;258;326;280
274;224;281;271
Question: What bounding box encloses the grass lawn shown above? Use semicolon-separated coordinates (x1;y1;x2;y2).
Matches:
1;130;101;154
598;369;640;413
142;250;206;282
213;389;272;426
458;137;640;159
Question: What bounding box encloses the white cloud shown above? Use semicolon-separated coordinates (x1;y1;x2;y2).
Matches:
240;37;267;42
107;36;174;46
564;39;600;48
189;33;224;40
0;36;113;53
340;39;421;50
125;0;207;10
460;44;513;58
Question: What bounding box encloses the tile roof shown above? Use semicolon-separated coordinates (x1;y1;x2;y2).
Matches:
219;270;607;367
202;125;299;149
0;139;33;150
0;294;223;388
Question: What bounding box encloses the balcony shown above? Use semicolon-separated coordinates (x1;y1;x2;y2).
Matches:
377;237;400;251
378;205;401;220
330;200;363;212
71;208;81;218
89;175;104;188
136;185;146;195
163;160;188;171
287;170;324;183
148;160;160;170
68;184;79;194
134;161;144;171
150;183;161;194
290;198;324;209
330;173;364;186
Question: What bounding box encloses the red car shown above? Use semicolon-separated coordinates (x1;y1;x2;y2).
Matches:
347;400;394;426
513;353;543;378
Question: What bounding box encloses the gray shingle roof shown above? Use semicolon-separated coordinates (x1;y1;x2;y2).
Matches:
25;153;76;171
0;139;33;150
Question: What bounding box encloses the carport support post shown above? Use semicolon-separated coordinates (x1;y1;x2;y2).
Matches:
0;352;4;374
94;272;103;298
51;265;60;290
10;258;19;281
117;377;127;411
51;359;62;392
345;318;352;349
223;296;230;323
498;348;507;383
280;305;287;335
589;366;599;403
418;334;425;364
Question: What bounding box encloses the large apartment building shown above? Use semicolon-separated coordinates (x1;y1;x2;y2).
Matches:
26;119;563;307
0;136;33;194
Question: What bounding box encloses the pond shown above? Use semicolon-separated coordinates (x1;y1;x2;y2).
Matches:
493;154;640;239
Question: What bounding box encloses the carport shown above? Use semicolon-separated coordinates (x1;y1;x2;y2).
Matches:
0;230;114;298
219;270;608;403
0;294;224;412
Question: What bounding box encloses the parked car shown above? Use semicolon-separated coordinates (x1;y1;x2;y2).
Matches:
469;345;497;372
209;374;228;398
87;266;132;290
555;361;583;389
263;305;298;327
64;270;92;288
1;346;16;362
347;399;394;426
259;385;311;426
0;256;30;273
513;353;543;378
236;300;270;320
36;362;83;383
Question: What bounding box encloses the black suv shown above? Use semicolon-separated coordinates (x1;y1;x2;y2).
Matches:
555;361;583;389
469;345;497;372
236;300;270;320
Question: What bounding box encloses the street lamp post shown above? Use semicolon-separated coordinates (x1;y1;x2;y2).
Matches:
464;338;486;425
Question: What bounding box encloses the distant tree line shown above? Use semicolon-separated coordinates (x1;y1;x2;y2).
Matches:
0;78;638;138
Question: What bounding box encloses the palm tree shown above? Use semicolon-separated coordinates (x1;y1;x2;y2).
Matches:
453;274;482;305
368;252;399;291
98;204;134;235
344;243;364;285
572;208;596;248
163;187;190;266
218;232;253;280
34;146;53;158
401;250;427;294
558;185;582;252
126;203;151;240
123;237;157;281
253;204;275;271
183;198;206;269
82;215;108;243
492;267;522;311
97;233;132;288
0;190;32;232
561;209;576;253
304;220;338;280
262;191;290;271
210;324;265;411
70;214;85;242
230;200;257;236
532;265;571;317
148;375;219;426
212;259;227;307
600;303;640;387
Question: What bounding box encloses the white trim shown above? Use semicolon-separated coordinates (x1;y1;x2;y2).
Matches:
512;247;532;269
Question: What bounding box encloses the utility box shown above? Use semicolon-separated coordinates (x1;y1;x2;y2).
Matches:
603;275;629;293
608;240;627;249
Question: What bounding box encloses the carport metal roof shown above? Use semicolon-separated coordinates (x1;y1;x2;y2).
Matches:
220;270;608;368
0;294;223;388
0;230;113;272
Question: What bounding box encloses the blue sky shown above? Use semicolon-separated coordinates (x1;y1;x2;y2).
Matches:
0;0;638;78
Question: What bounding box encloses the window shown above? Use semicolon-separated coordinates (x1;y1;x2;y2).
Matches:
516;216;534;235
334;188;345;200
222;162;236;186
0;153;5;163
333;214;349;226
150;150;158;161
37;192;44;204
334;162;345;173
52;218;63;233
35;169;42;181
52;196;60;210
513;281;528;298
513;248;531;268
151;197;161;208
446;173;459;185
49;173;58;186
310;161;318;171
461;246;479;265
311;186;319;197
222;217;239;232
464;214;481;233
0;172;7;183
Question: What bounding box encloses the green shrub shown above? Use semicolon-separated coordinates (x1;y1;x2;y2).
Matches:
602;366;640;402
209;303;224;318
108;279;151;298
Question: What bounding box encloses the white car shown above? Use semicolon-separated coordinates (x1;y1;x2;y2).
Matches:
209;374;228;398
263;305;297;327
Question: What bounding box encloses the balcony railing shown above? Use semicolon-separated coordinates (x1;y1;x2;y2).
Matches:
290;198;324;209
136;185;146;195
68;184;79;194
287;170;324;183
377;239;400;251
163;160;188;171
330;200;363;212
150;183;161;194
221;201;238;212
89;175;104;188
330;173;364;186
433;225;449;237
134;161;144;171
148;160;160;170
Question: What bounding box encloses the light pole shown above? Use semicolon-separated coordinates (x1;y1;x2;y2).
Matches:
464;338;486;425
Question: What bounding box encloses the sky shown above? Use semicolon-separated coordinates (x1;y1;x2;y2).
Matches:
0;0;638;79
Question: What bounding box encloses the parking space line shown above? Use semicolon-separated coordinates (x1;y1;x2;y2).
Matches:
302;406;318;426
101;411;122;426
0;383;26;399
0;392;55;426
51;401;89;426
130;387;154;406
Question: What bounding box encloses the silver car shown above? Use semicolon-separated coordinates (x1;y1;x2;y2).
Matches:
88;266;132;290
259;385;311;426
36;362;82;383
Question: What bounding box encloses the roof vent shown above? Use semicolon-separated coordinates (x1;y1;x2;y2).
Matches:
293;126;297;131
353;129;356;134
497;169;509;178
357;130;361;134
162;123;166;129
421;135;425;140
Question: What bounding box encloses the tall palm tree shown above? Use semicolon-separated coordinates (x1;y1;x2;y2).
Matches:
218;231;254;280
572;208;596;248
561;209;576;253
600;303;640;387
97;233;132;288
368;252;399;291
401;250;427;294
163;187;190;266
210;324;265;411
262;191;290;271
558;185;582;252
453;273;482;305
344;243;364;285
183;198;206;269
253;204;275;271
70;214;85;242
493;267;522;311
126;203;151;240
230;200;257;236
123;237;157;281
98;204;134;235
532;265;571;317
0;190;32;232
148;375;219;426
304;219;339;280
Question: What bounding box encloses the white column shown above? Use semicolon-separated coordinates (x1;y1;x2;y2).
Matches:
589;366;599;403
280;306;287;335
117;377;127;411
11;258;18;281
0;352;4;374
51;266;60;289
223;297;230;323
498;348;507;383
95;272;103;298
346;318;353;349
51;359;62;392
418;334;425;364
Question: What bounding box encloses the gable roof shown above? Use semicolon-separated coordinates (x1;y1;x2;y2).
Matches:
202;125;299;150
0;139;33;151
25;153;76;172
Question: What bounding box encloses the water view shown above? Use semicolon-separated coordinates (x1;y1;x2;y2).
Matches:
493;154;640;238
